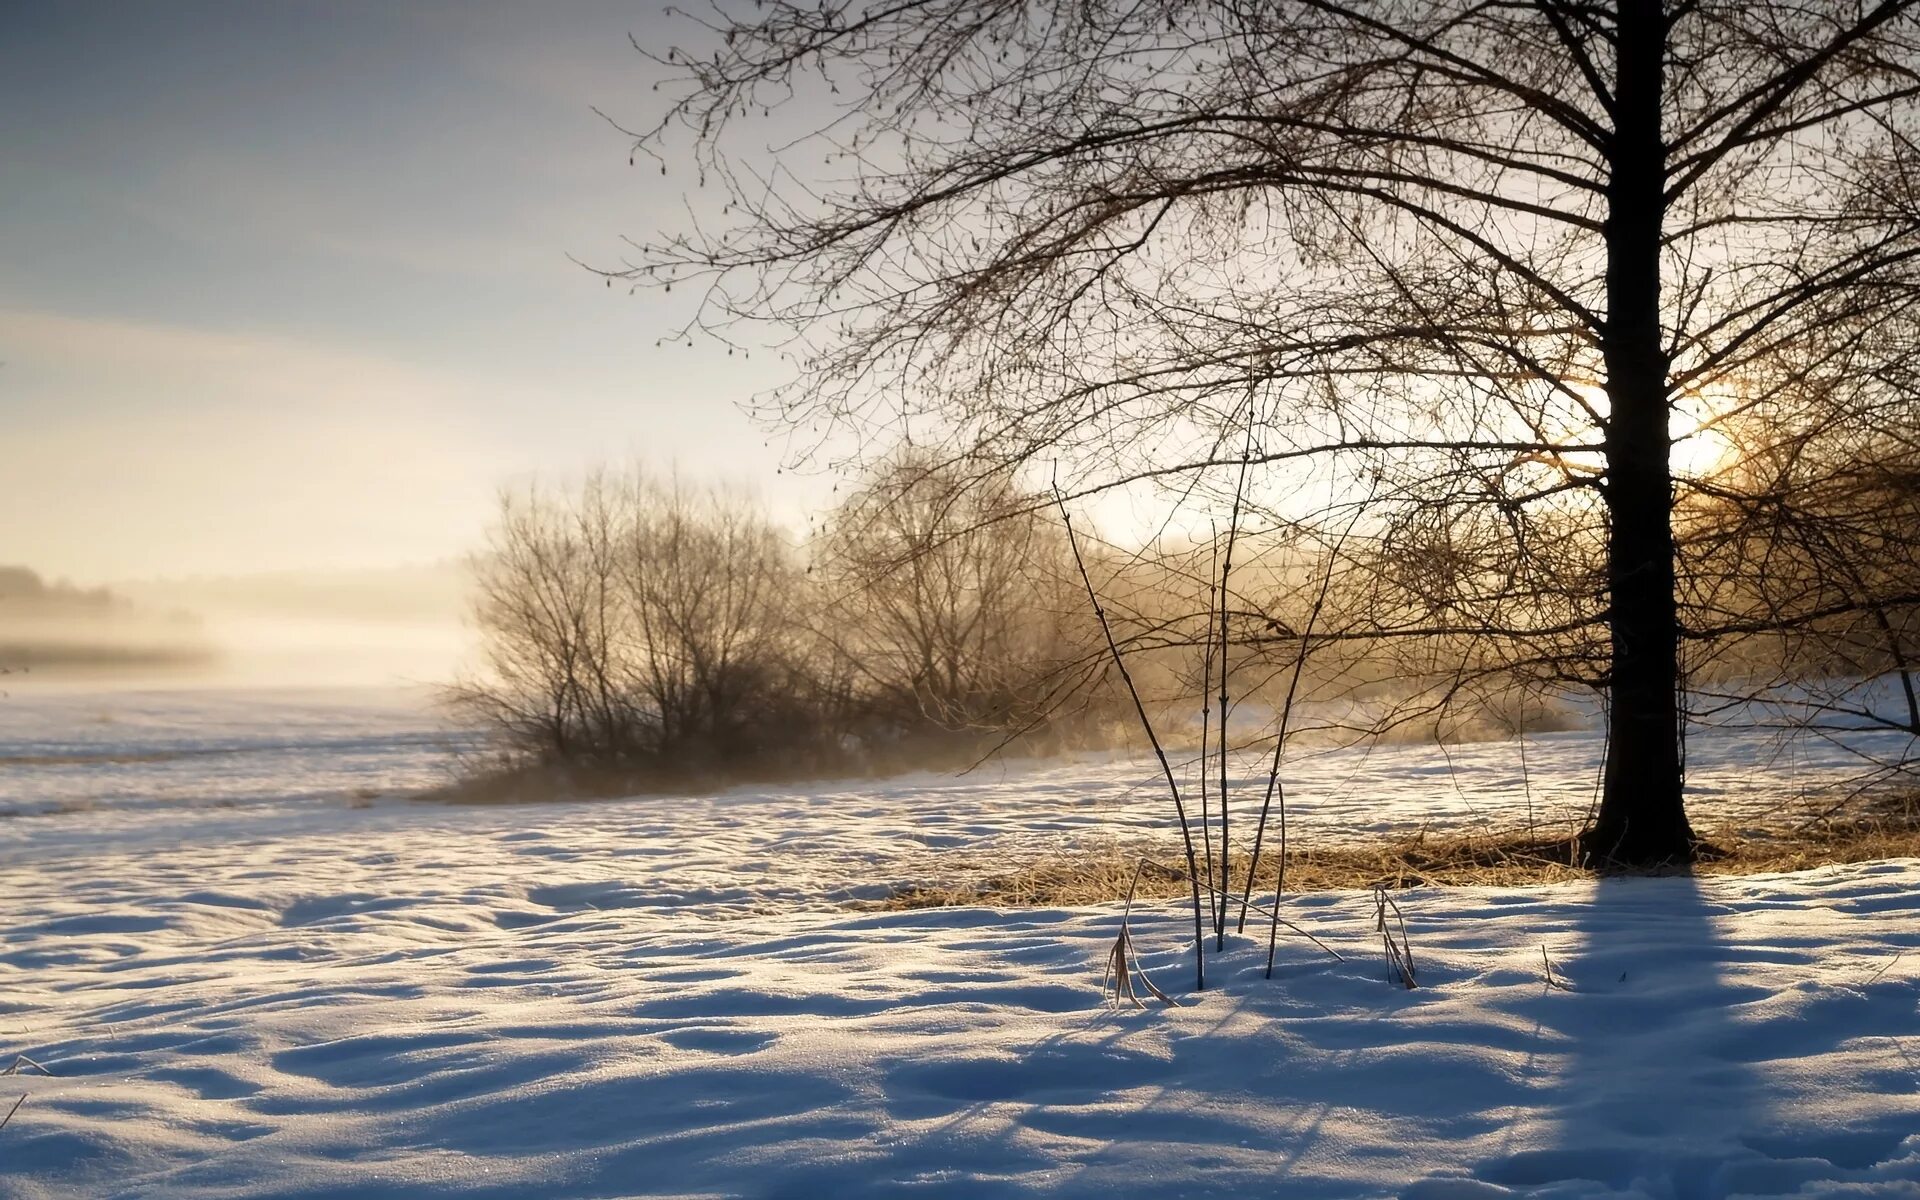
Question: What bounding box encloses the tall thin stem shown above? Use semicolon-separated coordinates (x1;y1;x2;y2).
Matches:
1216;400;1254;946
1055;488;1207;991
1198;527;1219;933
1244;543;1342;932
1257;508;1364;967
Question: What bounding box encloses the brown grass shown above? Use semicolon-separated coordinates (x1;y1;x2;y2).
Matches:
867;791;1920;910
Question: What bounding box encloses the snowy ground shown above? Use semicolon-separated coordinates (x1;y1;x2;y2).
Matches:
0;686;476;819
3;688;1918;1197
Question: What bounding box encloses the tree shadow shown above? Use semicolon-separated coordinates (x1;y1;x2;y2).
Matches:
1459;871;1757;1195
1462;868;1917;1198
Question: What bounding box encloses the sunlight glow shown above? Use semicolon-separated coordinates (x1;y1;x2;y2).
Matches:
1669;382;1742;481
1567;381;1741;481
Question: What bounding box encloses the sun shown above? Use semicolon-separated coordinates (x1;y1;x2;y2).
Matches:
1669;382;1742;481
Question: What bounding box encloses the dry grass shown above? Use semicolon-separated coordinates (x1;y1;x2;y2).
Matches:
868;791;1920;910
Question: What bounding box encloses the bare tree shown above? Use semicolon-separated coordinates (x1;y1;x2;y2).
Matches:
613;0;1920;864
813;452;1079;739
456;477;635;764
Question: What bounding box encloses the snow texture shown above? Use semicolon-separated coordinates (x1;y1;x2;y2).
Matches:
2;688;1918;1198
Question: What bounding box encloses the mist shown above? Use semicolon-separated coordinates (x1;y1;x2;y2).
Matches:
1;563;474;692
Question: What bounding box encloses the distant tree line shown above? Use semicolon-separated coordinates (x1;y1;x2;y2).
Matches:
0;566;128;614
0;565;214;675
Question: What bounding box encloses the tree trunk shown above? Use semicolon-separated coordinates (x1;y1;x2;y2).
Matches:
1583;0;1696;866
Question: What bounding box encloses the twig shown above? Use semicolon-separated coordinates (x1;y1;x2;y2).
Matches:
1057;482;1208;992
1866;951;1905;985
0;1094;23;1134
1374;887;1417;989
1;1056;49;1078
1104;859;1179;1008
1542;944;1573;991
1102;923;1137;1008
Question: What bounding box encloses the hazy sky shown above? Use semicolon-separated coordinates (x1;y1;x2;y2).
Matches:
0;1;827;584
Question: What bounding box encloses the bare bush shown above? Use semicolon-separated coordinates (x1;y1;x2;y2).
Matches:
451;463;1107;792
450;470;825;783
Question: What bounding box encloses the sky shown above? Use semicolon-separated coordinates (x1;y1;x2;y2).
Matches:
0;1;831;584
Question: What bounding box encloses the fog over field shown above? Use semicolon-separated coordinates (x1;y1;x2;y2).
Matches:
114;563;475;689
1;563;475;691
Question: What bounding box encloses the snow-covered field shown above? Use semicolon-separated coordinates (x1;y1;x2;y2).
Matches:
0;687;476;820
3;687;1918;1198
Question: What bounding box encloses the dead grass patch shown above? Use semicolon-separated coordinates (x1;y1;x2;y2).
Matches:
868;791;1920;909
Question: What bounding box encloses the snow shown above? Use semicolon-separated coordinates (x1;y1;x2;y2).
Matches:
0;686;476;819
3;687;1918;1198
